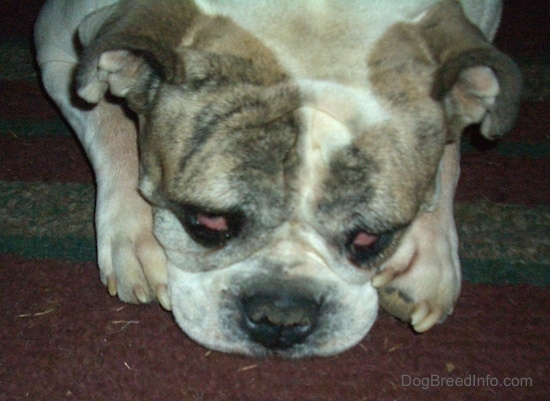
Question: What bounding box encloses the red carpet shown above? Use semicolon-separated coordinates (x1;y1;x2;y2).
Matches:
2;254;548;401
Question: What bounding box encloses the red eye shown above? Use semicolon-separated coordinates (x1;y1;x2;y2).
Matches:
188;212;231;248
352;232;379;249
178;205;245;248
197;213;228;231
347;229;392;266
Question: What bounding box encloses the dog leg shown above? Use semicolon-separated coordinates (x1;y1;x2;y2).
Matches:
38;60;170;310
90;103;169;310
373;142;461;332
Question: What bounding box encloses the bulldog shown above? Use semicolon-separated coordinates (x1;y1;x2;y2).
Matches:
34;0;521;357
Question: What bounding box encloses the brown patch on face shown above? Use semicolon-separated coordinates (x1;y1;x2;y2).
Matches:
314;123;438;235
93;1;301;227
361;9;461;229
318;144;377;220
368;21;439;113
140;75;302;231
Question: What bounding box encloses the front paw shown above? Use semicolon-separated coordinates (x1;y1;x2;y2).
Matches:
95;190;170;310
373;211;461;333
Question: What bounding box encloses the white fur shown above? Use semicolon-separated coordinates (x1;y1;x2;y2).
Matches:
34;0;503;355
154;207;378;356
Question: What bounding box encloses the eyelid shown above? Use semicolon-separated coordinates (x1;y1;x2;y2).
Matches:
348;218;410;236
172;203;245;248
344;220;409;267
346;231;393;266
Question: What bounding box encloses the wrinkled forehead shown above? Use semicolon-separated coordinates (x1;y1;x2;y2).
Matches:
148;83;301;216
149;80;440;230
293;82;441;230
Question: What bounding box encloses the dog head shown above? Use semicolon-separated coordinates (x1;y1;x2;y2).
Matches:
76;0;521;357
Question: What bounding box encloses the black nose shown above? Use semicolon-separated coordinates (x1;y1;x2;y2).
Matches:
240;293;320;349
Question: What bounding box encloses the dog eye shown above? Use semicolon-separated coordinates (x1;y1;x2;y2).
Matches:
180;206;244;248
346;229;393;266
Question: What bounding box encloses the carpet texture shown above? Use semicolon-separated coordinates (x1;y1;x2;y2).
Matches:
1;1;549;400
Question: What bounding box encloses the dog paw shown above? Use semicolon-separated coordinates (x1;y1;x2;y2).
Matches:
95;190;170;310
373;210;461;333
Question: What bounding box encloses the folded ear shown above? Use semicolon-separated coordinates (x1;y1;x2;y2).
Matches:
419;0;522;141
75;0;195;111
76;37;184;112
433;48;522;141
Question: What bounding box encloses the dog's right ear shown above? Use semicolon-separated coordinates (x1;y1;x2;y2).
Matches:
76;41;183;112
75;1;194;112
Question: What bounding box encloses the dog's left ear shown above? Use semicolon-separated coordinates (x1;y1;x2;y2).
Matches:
421;1;522;141
433;49;522;142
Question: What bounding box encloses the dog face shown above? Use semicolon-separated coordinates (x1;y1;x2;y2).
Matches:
135;58;449;356
143;86;438;357
75;0;521;357
142;65;457;356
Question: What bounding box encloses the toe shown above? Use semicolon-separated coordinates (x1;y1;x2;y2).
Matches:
133;284;151;304
157;284;171;311
107;274;118;297
411;302;442;333
372;268;397;288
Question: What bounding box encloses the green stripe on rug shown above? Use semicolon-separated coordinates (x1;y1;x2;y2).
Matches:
0;118;73;137
0;235;96;262
461;259;549;286
1;182;94;237
460;140;550;158
1;181;549;284
455;201;549;264
0;40;37;82
0;235;547;285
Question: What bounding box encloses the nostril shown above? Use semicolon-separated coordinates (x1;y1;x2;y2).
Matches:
240;294;319;349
